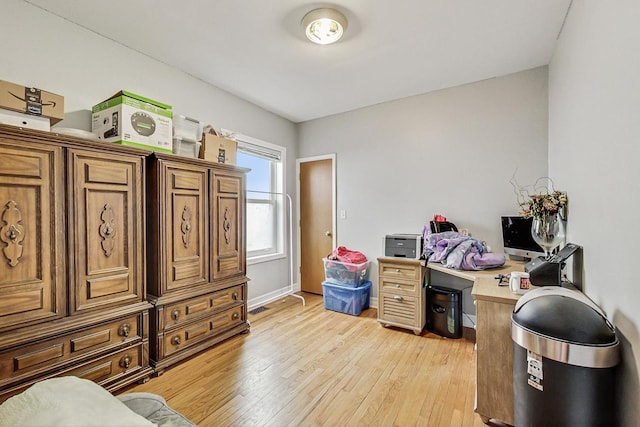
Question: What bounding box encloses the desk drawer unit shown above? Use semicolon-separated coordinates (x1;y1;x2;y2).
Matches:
377;257;426;335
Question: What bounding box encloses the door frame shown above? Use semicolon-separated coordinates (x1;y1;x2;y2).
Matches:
296;154;337;291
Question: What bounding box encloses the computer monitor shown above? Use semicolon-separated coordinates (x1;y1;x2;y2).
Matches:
501;216;545;260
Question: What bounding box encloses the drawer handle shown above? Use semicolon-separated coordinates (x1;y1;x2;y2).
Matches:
393;295;404;302
395;284;400;288
232;292;239;300
8;225;18;240
118;323;131;337
119;355;131;369
171;310;180;321
232;312;240;320
171;336;182;346
395;268;401;273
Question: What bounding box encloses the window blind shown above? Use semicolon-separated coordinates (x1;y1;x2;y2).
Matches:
237;139;282;161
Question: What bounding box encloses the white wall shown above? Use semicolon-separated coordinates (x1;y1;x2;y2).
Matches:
298;67;549;297
549;1;640;424
0;0;298;307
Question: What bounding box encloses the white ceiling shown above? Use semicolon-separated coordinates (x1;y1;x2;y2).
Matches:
25;0;572;123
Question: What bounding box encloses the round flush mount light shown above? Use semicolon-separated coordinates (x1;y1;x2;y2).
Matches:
302;8;348;45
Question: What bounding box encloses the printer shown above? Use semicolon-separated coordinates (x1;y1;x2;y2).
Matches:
384;234;423;259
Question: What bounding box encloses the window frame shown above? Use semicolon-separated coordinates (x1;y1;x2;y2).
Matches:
231;132;286;265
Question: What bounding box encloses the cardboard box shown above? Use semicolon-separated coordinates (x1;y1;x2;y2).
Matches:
199;133;237;165
92;91;172;153
0;80;64;124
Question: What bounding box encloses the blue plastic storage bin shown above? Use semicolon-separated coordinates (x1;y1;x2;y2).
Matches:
322;280;371;316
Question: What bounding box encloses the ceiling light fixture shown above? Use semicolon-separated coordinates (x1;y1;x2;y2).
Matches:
302;8;348;45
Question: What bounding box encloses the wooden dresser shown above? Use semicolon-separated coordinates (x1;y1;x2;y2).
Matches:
377;257;426;335
0;125;153;401
146;153;249;375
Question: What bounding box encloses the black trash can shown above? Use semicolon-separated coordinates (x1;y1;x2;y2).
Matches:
427;285;462;339
511;287;620;427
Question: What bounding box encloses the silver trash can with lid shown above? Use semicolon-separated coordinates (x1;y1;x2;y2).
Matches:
511;287;620;427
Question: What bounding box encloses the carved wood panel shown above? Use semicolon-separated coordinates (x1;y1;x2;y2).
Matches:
164;163;208;293
69;150;144;314
212;174;245;279
0;142;64;331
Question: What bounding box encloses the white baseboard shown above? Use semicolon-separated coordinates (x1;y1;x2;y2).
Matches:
248;284;379;312
248;283;301;311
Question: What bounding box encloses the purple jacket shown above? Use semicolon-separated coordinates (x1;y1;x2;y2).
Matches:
422;226;505;270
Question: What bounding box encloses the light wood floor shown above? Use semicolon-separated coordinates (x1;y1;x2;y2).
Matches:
119;293;486;427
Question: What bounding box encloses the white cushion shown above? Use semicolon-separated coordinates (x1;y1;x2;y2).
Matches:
0;376;156;427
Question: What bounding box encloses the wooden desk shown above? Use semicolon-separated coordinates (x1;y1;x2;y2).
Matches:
428;260;524;426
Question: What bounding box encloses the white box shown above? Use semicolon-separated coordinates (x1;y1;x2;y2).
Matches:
173;115;200;141
172;137;200;158
0;108;50;131
91;91;172;152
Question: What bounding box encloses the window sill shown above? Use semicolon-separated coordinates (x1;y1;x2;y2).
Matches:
247;252;286;266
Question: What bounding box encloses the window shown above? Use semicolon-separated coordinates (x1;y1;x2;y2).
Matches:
234;133;285;263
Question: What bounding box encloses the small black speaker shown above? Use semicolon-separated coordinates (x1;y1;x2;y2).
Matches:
525;243;582;286
525;256;563;286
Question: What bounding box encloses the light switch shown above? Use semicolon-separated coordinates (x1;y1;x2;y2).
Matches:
340;209;347;219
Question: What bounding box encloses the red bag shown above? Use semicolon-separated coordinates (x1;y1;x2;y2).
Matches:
328;246;367;265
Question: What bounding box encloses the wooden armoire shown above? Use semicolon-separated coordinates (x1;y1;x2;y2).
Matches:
0;124;250;398
145;153;249;375
0;125;152;401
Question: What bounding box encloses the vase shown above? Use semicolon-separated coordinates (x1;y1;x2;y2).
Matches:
531;213;565;259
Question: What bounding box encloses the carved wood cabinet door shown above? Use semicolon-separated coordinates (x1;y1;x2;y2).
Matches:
162;162;209;293
68;150;145;314
212;173;245;279
0;142;65;330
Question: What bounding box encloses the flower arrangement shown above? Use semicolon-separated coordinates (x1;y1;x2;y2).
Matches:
511;176;568;219
519;190;568;219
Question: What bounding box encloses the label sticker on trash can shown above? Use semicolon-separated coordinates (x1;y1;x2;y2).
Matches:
527;350;544;391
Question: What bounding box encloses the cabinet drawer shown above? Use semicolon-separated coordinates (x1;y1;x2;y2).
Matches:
162;285;244;327
162;305;244;357
67;343;144;384
380;292;420;325
380;277;419;295
0;315;141;383
211;284;244;307
0;343;147;404
379;262;422;281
